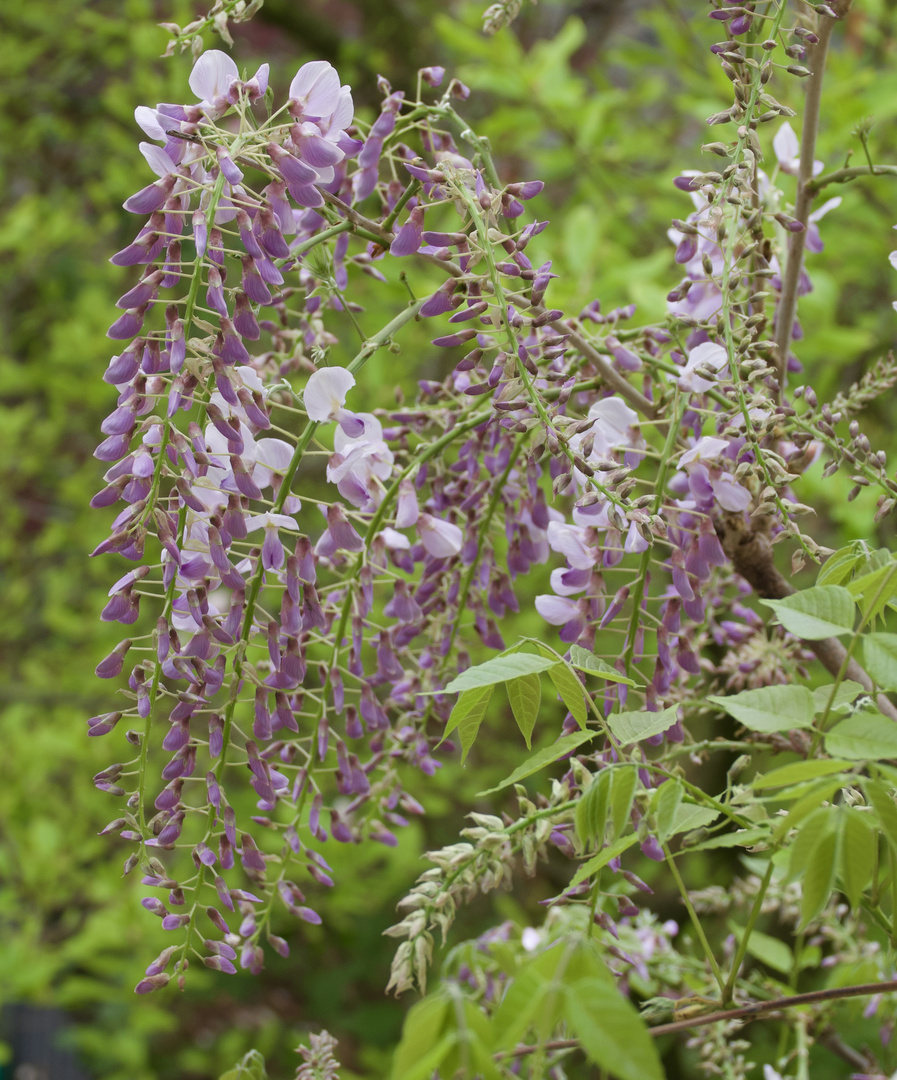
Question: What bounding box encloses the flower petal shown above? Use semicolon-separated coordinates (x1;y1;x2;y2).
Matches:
304;367;355;422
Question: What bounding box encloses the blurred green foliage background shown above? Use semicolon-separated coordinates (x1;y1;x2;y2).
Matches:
1;0;897;1076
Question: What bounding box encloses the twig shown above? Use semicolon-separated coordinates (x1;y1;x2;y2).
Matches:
774;11;841;392
498;979;897;1057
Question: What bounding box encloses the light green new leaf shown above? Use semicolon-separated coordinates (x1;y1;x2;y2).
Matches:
839;808;876;910
565;978;664;1080
445;653;559;693
799;824;837;928
506;673;541;748
219;1051;268;1080
707;685;815;733
729;921;793;976
569;835;640;888
610;766;639;839
788;806;833;880
391;994;454;1080
825;712;897;761
547;663;588;728
812;680;864;714
863;633;897;691
576;768;613;847
475;729;598;796
817;544;868;587
526;641;589;727
684;826;770;852
607;703;679;744
668;800;721;837
754;759;852;790
864;779;897;855
489;962;550;1050
847;561;897;625
773;779;844;842
440;685;493;763
759;586;855;639
652;779;683;842
568;644;636;685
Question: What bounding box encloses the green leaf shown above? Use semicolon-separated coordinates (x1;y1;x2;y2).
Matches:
547;664;588;728
759;586;855;639
847;561;897;625
569;835;640;888
812;680;865;714
441;685;493;763
610;766;638;839
576;768;612;847
788;806;833;879
475;729;599;796
683;826;770;852
728;922;793;976
817;544;868;587
753;759;852;790
668;800;721;837
652;779;683;842
506;673;541;748
524;640;589;727
839;808;876;910
799;823;837;928
444;653;559;693
864;779;897;855
707;685;815;733
219;1051;268;1080
863;633;897;691
489;962;550;1051
565;978;664;1080
607;704;679;744
568;645;636;685
825;712;897;761
773;779;844;842
391;994;453;1080
391;1034;456;1080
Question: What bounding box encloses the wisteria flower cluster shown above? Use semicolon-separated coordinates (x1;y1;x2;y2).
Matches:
92;4;897;1076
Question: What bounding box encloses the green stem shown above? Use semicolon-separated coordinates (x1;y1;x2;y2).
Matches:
664;844;726;996
722;859;775;1005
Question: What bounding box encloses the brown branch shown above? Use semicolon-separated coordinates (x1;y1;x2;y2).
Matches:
497;979;897;1059
648;978;897;1038
774;10;840;391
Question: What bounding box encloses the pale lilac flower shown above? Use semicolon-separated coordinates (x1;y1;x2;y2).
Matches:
679;437;751;512
805;196;842;253
772;121;824;177
244;512;302;571
189;50;240;111
534;594;578;625
417;514;463;557
326;414;394;508
546;521;599;570
378;526;411;550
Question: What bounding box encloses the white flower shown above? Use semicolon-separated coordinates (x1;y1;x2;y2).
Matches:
535;594;578;625
304;366;358;428
678;342;728;394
